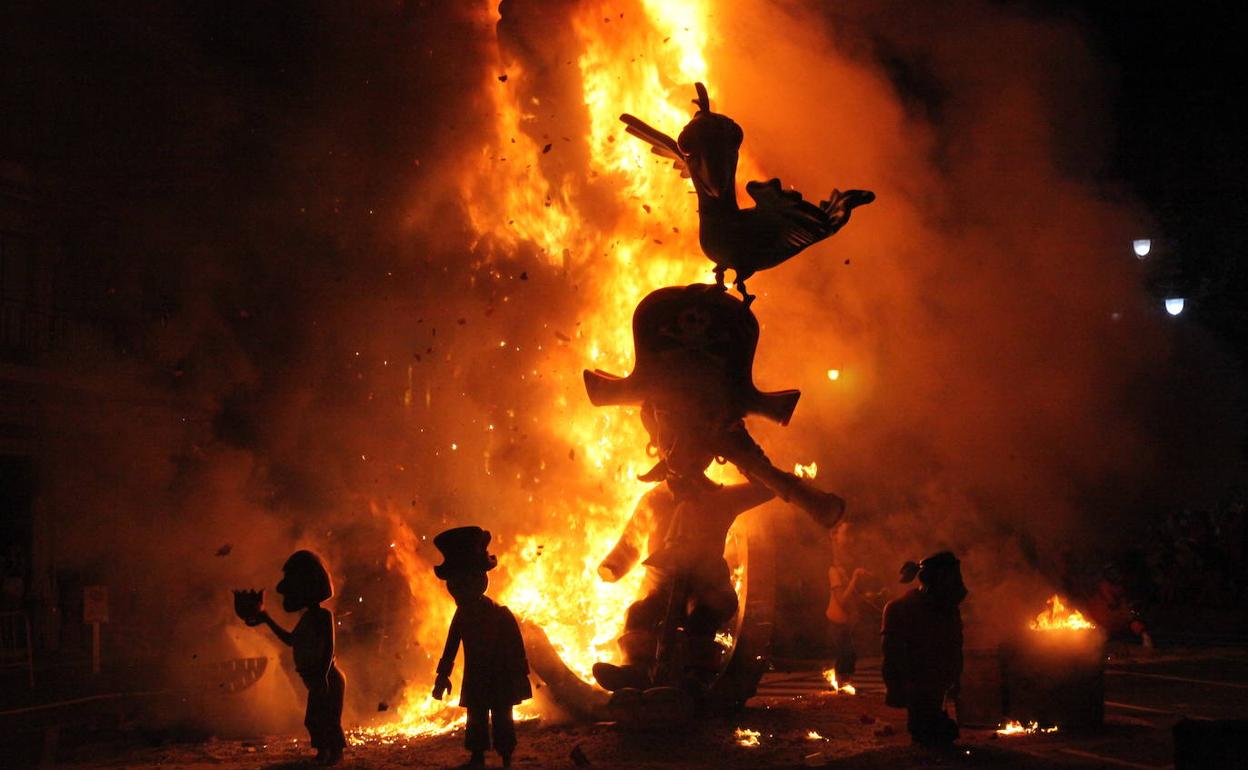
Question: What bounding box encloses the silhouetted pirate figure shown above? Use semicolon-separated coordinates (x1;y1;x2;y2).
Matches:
881;551;967;748
233;551;346;765
431;526;532;769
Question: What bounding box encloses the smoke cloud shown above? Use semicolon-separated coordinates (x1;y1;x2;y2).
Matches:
6;0;1241;731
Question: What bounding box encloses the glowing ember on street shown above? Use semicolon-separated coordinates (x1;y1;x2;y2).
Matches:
996;720;1059;736
806;730;824;740
734;728;762;747
1030;594;1097;631
822;668;856;694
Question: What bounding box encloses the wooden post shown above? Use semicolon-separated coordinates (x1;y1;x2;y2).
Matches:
83;585;108;675
91;622;100;675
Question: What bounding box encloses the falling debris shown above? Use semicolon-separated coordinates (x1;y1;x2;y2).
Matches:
215;544;232;557
377;701;389;712
498;73;508;82
542;143;552;154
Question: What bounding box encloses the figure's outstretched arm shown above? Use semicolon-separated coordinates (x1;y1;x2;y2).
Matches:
598;486;665;582
258;612;295;647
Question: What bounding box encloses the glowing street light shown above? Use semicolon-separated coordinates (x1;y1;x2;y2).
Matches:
826;369;840;381
1164;297;1185;316
1133;239;1151;258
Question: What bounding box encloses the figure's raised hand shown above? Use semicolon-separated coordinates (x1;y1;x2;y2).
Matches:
233;589;265;626
431;673;452;701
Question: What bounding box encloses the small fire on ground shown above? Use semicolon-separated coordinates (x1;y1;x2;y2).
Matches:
735;727;762;747
1030;594;1096;632
822;668;856;695
996;720;1059;736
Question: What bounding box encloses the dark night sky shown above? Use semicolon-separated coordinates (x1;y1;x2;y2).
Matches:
3;1;1245;352
1053;2;1248;353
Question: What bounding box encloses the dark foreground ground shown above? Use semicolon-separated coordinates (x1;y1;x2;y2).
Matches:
4;645;1246;769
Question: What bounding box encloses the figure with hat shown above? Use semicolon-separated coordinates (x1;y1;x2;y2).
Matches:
880;551;967;748
233;550;346;765
585;283;846;706
431;526;532;769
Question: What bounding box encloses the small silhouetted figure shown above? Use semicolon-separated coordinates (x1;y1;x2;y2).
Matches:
431;526;532;769
881;551;966;748
233;550;346;765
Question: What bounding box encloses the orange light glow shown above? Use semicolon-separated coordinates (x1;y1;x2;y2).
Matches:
1029;594;1096;632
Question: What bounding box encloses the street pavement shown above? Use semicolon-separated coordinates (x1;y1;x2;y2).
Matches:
3;645;1244;768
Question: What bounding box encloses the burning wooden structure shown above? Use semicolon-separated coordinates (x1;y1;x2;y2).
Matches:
957;595;1105;730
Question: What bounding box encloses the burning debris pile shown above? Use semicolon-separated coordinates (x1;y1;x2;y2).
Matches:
1030;595;1096;632
822;668;856;695
996;720;1058;736
958;593;1105;732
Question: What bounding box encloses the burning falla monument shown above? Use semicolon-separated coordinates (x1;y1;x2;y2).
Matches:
551;83;875;723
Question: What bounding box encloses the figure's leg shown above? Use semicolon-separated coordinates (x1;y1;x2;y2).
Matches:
733;271;755;307
492;705;517;766
830;624;857;679
464;706;489;767
593;589;667;691
906;687;958;747
713;264;727;288
301;675;330;761
684;574;740;690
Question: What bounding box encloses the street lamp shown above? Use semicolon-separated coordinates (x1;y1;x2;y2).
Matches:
1164;297;1185;316
1133;239;1151;259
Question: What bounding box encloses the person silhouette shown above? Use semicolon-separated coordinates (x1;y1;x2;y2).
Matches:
431;526;532;769
234;550;346;765
881;551;966;748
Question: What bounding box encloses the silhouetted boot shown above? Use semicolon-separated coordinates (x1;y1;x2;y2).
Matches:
593;629;656;691
684;635;724;697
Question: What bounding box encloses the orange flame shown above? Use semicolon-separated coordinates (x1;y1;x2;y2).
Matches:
822;667;856;695
377;0;760;736
1029;594;1096;632
996;720;1059;736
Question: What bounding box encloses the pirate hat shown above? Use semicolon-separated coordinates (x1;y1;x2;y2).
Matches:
432;526;498;579
582;283;799;425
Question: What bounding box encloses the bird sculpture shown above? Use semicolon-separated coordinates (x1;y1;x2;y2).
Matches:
621;83;875;305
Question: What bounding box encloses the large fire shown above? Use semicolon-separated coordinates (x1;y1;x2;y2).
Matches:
373;0;764;736
1030;594;1096;632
